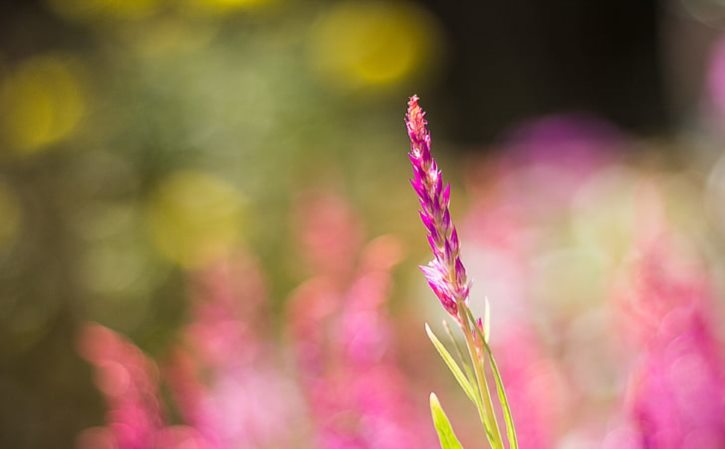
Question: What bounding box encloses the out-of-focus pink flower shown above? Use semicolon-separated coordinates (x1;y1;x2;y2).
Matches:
166;251;304;449
77;323;164;449
183;252;268;368
465;114;620;238
456;120;620;448
618;242;725;449
294;189;364;281
499;115;619;189
495;325;567;449
459;204;568;449
289;189;435;449
613;189;725;449
76;323;204;449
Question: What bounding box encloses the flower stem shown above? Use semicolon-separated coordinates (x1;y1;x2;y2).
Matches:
459;305;504;449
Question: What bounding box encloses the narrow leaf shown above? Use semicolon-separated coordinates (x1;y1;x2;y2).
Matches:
440;321;491;439
485;345;518;449
465;307;518;449
425;323;478;404
483;297;491;343
430;393;465;449
442;320;477;385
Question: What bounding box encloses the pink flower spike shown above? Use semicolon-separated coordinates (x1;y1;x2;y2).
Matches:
406;95;470;318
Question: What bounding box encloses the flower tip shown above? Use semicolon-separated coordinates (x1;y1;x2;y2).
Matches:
406;95;427;132
407;95;422;115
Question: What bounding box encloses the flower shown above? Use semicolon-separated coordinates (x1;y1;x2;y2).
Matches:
616;233;725;449
76;324;209;449
166;251;303;449
289;191;435;449
76;324;177;449
406;95;469;317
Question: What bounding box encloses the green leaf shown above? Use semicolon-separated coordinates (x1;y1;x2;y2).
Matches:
429;393;465;449
438;321;492;440
464;307;518;449
442;320;477;386
425;323;478;404
485;344;518;449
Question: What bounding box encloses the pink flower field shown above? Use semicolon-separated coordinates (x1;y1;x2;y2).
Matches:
2;2;725;449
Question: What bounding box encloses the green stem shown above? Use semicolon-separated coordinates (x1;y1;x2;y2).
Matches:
464;307;519;449
443;320;478;389
459;306;504;449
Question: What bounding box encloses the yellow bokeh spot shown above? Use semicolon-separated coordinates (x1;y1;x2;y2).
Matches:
179;0;275;16
47;0;161;21
0;55;86;154
0;181;21;248
145;171;244;268
309;1;440;89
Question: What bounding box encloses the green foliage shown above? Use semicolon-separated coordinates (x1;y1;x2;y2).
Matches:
465;307;518;449
427;306;519;449
425;323;478;404
429;393;465;449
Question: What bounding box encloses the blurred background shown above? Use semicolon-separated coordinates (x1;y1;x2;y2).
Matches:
3;1;725;448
